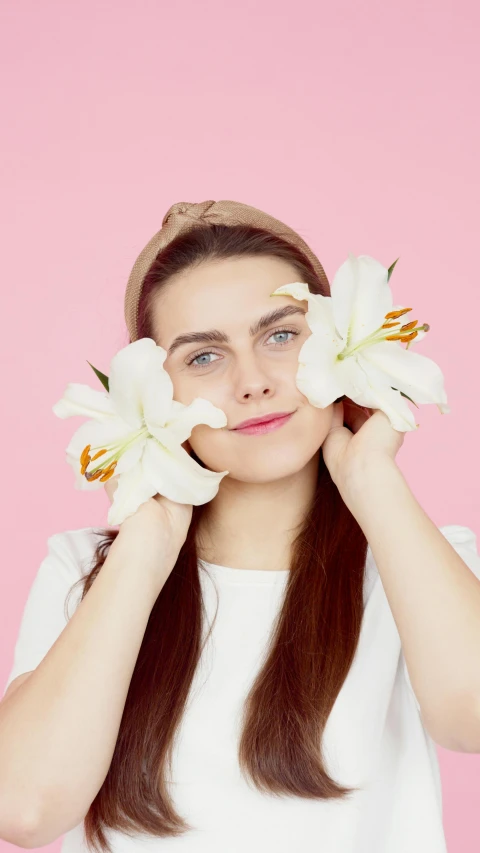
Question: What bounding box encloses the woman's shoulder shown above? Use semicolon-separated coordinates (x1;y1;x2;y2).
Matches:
45;525;111;580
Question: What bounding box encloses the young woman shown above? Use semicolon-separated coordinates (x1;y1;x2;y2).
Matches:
1;200;480;853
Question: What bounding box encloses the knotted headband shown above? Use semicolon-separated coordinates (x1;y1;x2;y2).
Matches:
124;199;331;342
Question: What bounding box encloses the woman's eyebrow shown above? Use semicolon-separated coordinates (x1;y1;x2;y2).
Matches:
167;305;307;357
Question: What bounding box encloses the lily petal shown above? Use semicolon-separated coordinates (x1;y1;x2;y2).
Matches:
52;383;116;421
332;254;393;345
107;456;161;526
108;338;173;430
333;356;381;406
139;437;229;507
270;282;337;339
294;334;344;407
353;372;418;431
140;342;177;428
64;418;144;491
358;342;450;413
151;397;228;447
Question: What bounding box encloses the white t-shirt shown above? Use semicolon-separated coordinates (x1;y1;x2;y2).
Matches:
3;523;480;852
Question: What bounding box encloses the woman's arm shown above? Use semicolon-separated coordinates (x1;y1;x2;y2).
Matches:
344;456;480;753
0;522;175;848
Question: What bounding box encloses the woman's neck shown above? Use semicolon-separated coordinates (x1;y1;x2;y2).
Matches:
196;454;319;571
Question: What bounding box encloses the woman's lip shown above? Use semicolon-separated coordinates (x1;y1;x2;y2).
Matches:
233;412;294;435
232;410;295;430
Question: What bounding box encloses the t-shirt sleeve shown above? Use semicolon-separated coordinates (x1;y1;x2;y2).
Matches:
2;529;96;697
402;524;480;711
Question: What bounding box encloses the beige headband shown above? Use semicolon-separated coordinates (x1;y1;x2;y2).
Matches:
124;199;330;342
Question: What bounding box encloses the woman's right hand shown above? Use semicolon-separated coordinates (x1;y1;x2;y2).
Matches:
103;474;194;565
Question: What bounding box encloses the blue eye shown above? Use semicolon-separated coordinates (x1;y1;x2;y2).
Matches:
186;327;300;369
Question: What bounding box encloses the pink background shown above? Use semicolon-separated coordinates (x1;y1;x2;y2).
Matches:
1;0;479;850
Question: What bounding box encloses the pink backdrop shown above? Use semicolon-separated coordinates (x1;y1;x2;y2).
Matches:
1;0;479;850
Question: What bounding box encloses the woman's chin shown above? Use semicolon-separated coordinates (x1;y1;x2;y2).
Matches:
217;450;319;484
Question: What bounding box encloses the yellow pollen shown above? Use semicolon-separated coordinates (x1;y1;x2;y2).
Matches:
81;446;113;479
385;330;418;342
80;459;90;476
80;444;91;466
381;321;400;329
400;320;417;331
85;467;111;482
384;307;412;320
99;462;118;482
91;449;108;461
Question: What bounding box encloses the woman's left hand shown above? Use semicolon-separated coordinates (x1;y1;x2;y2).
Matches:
322;398;406;495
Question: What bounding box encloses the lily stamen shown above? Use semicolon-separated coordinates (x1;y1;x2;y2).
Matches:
83;448;117;481
91;449;108;461
384;307;412;319
80;444;91;467
338;314;430;360
85;467;108;482
99;462;118;482
81;427;149;482
385;322;430;343
385;331;418;342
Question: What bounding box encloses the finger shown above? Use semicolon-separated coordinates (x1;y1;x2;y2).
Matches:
331;400;344;428
343;403;370;434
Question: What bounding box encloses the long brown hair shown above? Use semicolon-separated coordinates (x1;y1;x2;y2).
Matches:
67;223;368;851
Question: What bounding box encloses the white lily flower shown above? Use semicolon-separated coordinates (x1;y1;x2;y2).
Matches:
270;252;450;432
52;338;229;525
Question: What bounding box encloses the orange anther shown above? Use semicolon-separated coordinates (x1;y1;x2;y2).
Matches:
385;330;419;342
80;444;91;466
102;460;117;474
84;468;106;482
100;466;116;482
381;321;400;329
91;448;108;461
384;307;412;320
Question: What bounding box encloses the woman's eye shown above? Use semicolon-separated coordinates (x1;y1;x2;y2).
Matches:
187;351;222;368
186;328;300;369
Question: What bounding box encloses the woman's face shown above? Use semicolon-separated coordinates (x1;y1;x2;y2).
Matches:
152;255;335;483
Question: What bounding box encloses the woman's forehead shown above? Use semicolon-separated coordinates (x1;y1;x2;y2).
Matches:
152;257;304;343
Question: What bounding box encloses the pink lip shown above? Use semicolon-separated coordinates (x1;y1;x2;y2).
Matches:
233;412;294;435
233;410;293;430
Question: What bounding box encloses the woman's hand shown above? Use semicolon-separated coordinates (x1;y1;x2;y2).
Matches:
103;472;194;560
321;398;405;496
